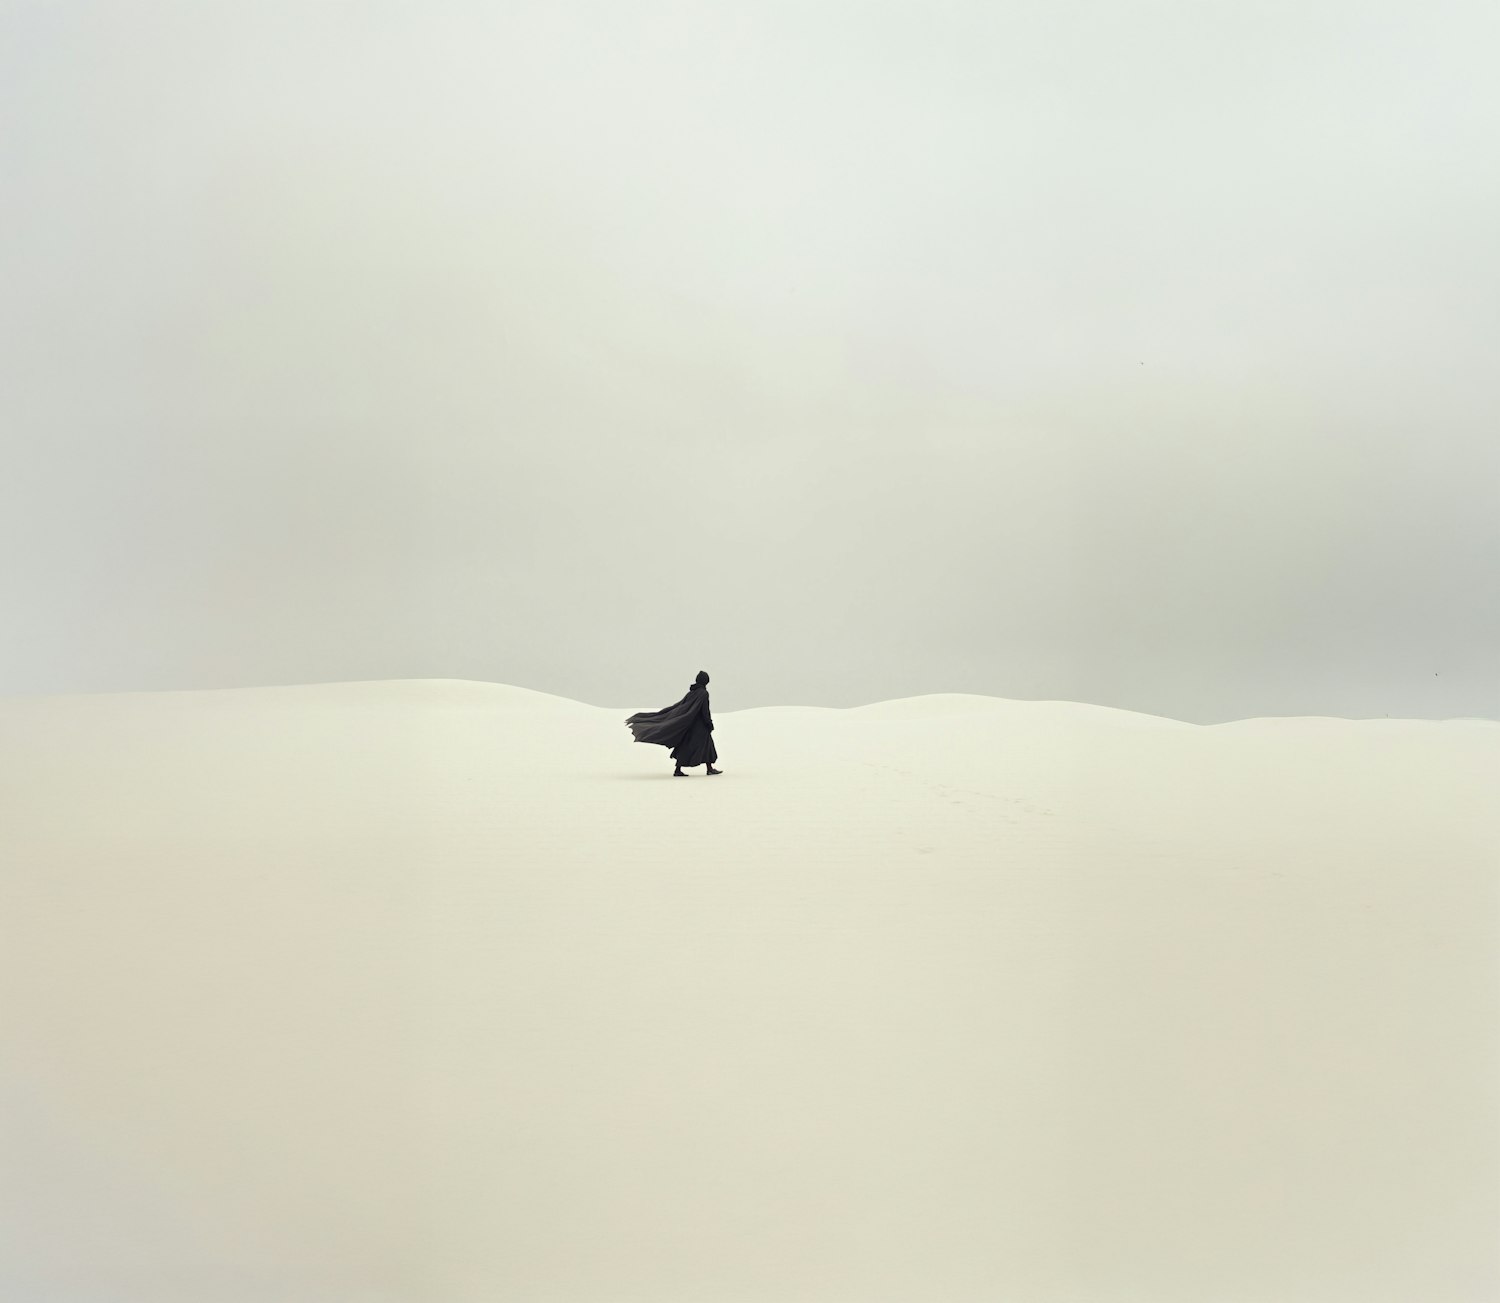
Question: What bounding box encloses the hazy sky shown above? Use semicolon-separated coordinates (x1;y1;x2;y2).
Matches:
2;0;1496;722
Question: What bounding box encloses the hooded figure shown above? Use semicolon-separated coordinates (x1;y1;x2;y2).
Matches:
625;670;720;775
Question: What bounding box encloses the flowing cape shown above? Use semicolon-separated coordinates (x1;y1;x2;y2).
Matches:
624;684;713;750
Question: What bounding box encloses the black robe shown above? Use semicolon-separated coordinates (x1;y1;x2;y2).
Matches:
625;683;717;767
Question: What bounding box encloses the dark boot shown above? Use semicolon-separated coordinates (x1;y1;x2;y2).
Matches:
673;764;687;776
705;765;722;775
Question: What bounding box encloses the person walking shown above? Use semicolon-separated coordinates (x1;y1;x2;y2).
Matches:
624;670;721;776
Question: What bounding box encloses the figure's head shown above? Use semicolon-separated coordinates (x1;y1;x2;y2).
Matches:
695;670;710;687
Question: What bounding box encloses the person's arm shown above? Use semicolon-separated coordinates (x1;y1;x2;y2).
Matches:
703;693;714;730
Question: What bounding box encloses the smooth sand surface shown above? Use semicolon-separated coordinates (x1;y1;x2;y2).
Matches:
2;680;1496;1302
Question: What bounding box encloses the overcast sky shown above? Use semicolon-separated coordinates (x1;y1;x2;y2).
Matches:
2;0;1495;722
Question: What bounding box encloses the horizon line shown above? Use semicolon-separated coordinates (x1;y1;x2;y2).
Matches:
1;676;1495;729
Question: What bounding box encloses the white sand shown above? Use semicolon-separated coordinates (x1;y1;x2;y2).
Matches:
1;680;1496;1302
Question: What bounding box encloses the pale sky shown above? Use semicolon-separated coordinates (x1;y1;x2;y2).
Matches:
2;0;1496;722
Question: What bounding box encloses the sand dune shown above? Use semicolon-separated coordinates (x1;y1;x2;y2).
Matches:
2;680;1496;1302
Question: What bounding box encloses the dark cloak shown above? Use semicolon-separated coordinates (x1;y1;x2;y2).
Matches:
625;682;717;767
